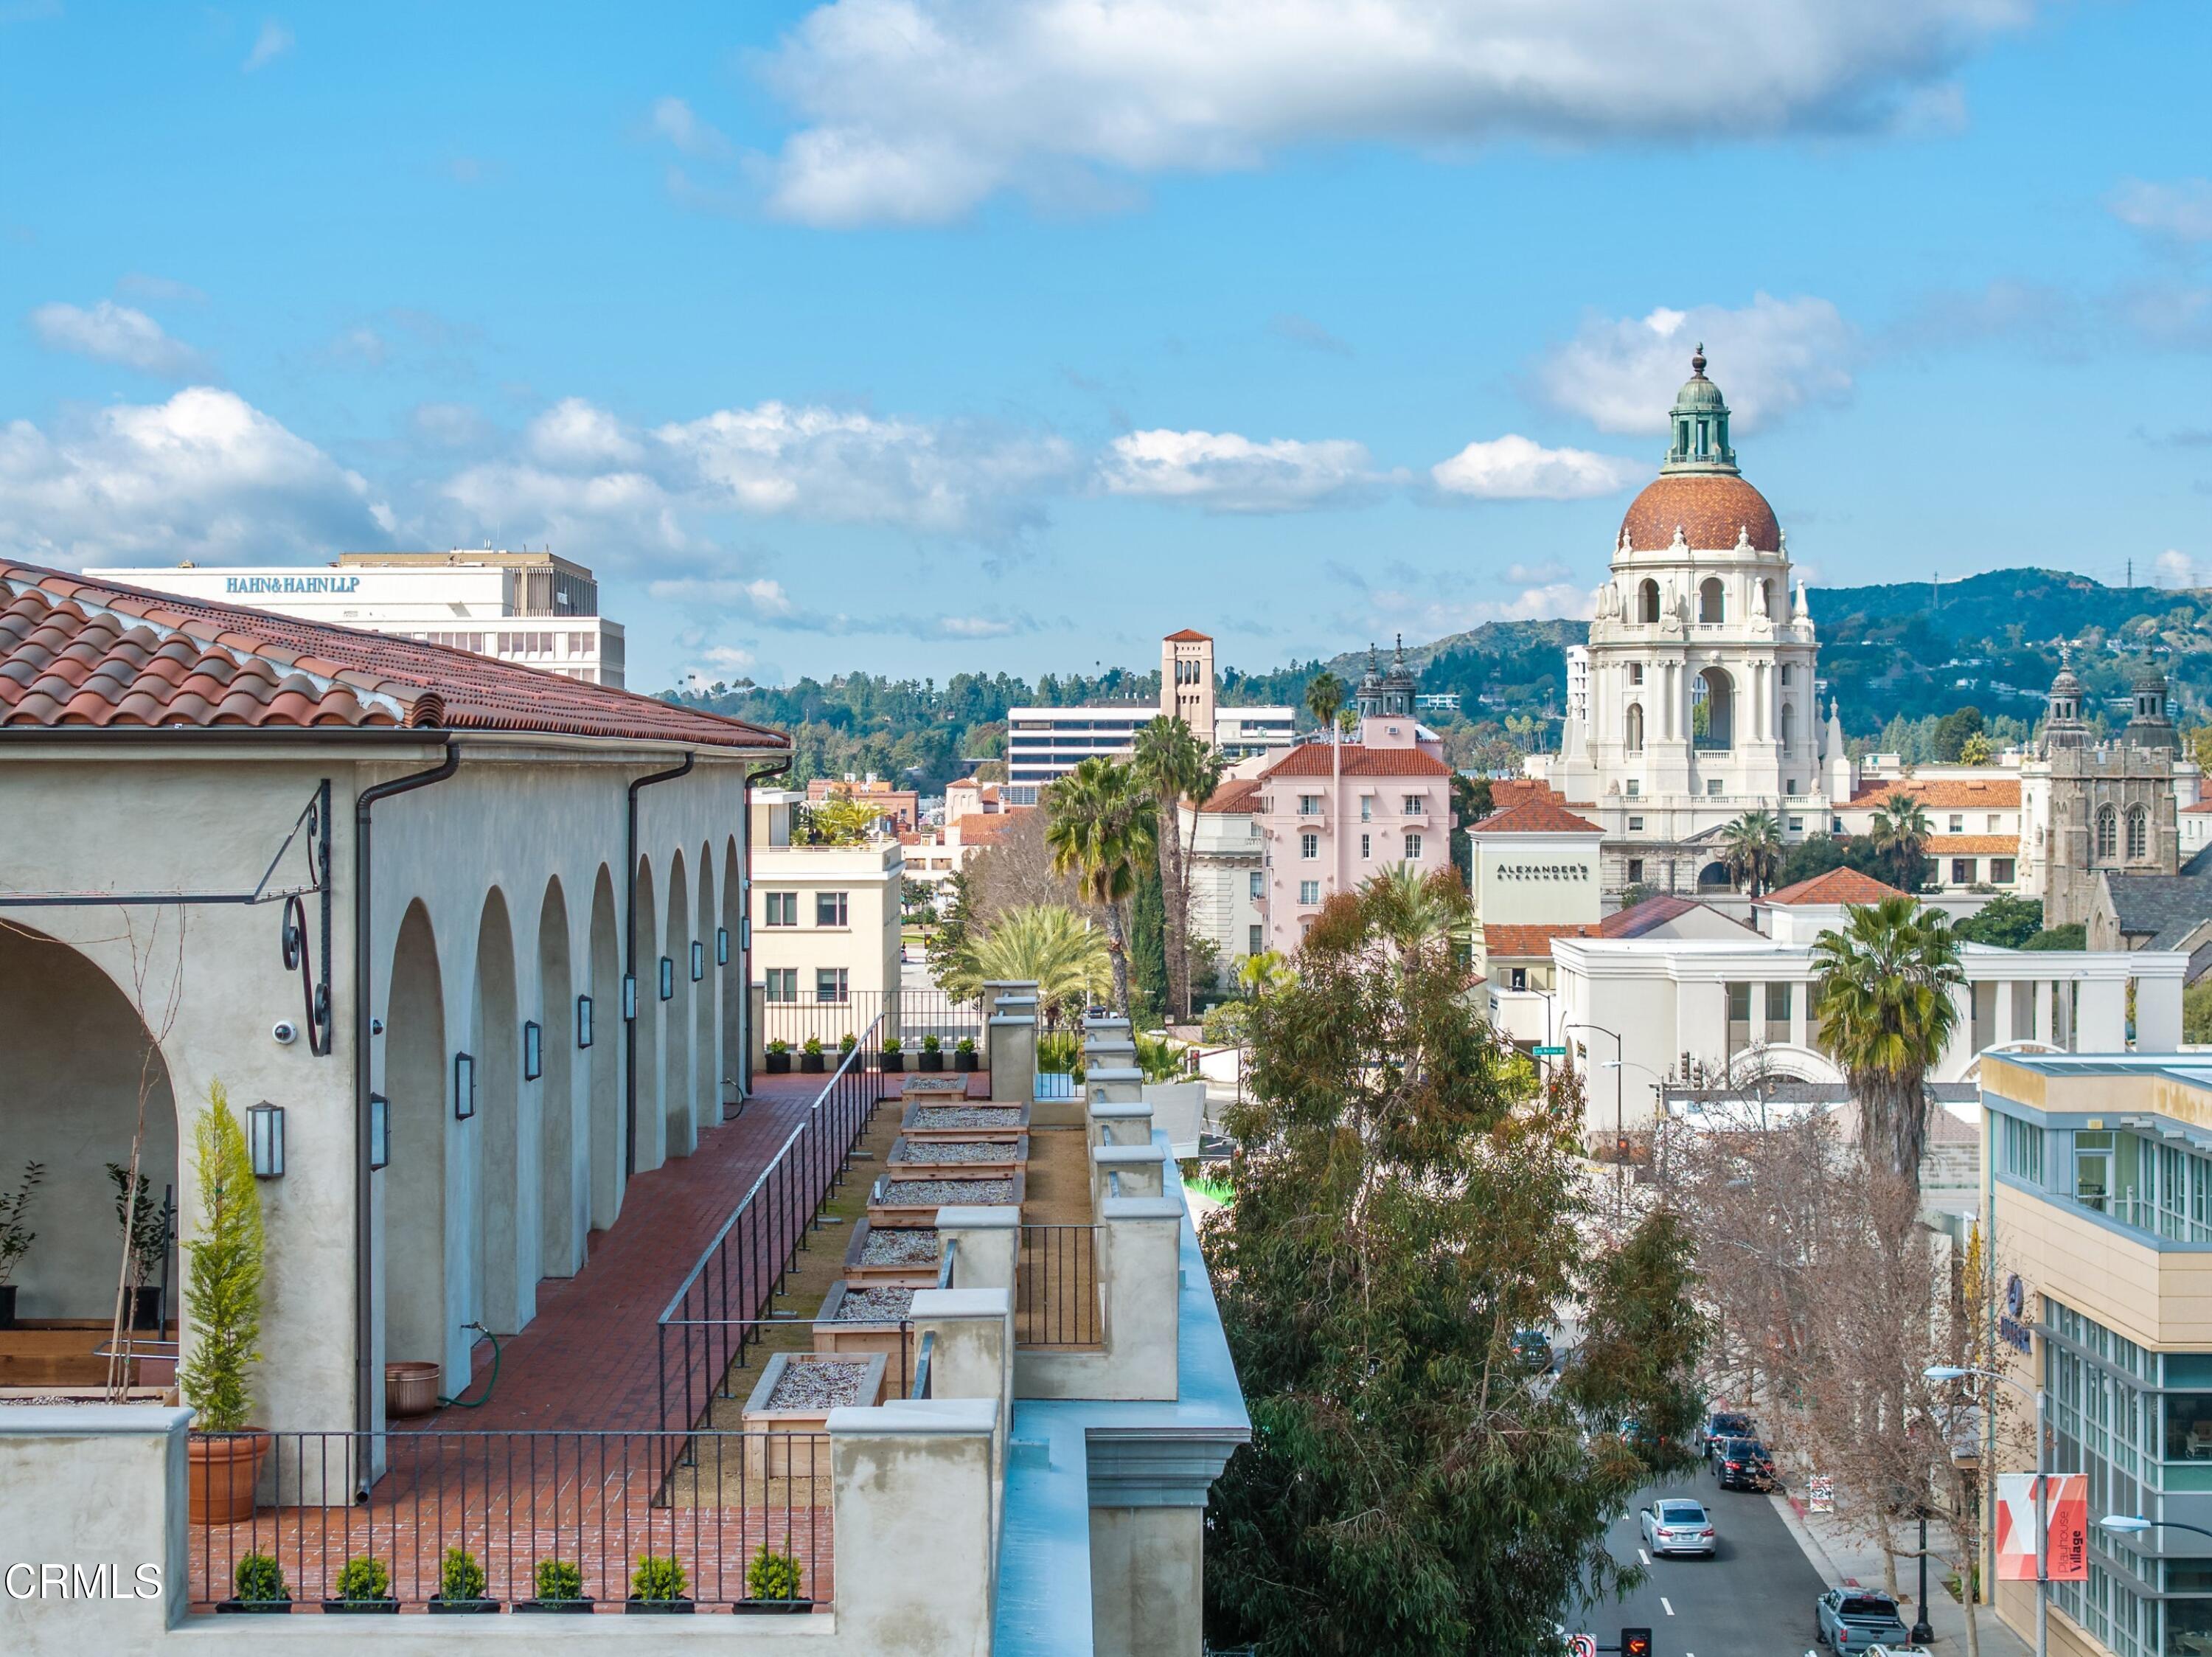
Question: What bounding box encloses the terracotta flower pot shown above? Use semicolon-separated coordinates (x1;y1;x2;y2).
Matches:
188;1429;271;1526
385;1360;442;1418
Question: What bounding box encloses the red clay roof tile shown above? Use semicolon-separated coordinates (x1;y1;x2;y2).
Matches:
1761;867;1908;906
1258;741;1455;779
1472;799;1604;835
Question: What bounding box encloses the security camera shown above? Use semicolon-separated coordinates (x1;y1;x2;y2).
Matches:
272;1020;299;1046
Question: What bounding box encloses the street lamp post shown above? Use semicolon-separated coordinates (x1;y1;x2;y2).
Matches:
1911;1507;1935;1644
1565;1021;1624;1161
1927;1364;2048;1657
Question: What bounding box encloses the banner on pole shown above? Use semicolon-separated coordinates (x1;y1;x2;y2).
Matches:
1995;1473;2088;1581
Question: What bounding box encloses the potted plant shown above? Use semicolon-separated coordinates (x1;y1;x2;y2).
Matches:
0;1160;42;1330
218;1552;292;1614
799;1036;826;1074
764;1038;792;1074
324;1556;397;1614
953;1035;979;1073
880;1035;905;1073
838;1032;858;1064
181;1084;271;1526
429;1545;498;1613
919;1032;945;1071
626;1553;692;1614
107;1161;170;1333
518;1557;593;1614
736;1543;808;1613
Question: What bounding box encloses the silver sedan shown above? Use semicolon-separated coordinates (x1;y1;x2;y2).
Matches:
1638;1498;1717;1557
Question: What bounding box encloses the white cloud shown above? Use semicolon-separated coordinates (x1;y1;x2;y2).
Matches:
647;574;800;619
0;387;390;567
114;273;207;305
1534;295;1857;434
2110;178;2212;245
529;397;645;468
757;0;2037;226
1099;428;1377;513
2155;549;2210;589
650;96;734;161
1362;580;1594;638
934;614;1015;637
1430;434;1641;500
243;18;292;72
27;300;209;378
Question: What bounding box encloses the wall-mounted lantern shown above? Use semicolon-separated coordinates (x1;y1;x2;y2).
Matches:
659;956;675;1001
577;994;594;1049
692;940;706;982
622;975;637;1021
368;1094;390;1170
716;927;729;966
454;1051;476;1120
248;1102;285;1178
523;1020;543;1081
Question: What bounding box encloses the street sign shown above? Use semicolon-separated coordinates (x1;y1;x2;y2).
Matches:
1567;1636;1598;1657
1534;1045;1568;1057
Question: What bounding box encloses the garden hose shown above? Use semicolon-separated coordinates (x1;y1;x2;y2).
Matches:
437;1321;501;1409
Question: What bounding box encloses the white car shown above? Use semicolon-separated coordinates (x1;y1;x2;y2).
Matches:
1638;1498;1717;1557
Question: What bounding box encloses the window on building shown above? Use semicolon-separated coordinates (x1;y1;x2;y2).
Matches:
1788;816;1804;833
1298;880;1320;905
1786;778;1801;796
2128;805;2149;861
1509;967;1528;991
816;891;849;927
1626;858;1644;884
1301;833;1319;860
1832;816;1845;833
1950;814;1965;833
1764;982;1791;1045
1952;858;1975;885
1627;779;1641;798
1360;796;1373;822
1248;871;1263;899
1638;578;1660;624
816;968;849;1004
1992;857;2016;884
1725;982;1752;1057
1698;577;1724;623
1988;814;2002;832
1248;924;1262;954
1299;794;1321;816
1630;664;1644;685
2076;1130;2114;1211
1360;833;1371;859
763;891;798;926
1403;834;1422;860
1781;664;1795;685
2098;805;2118;859
1706;778;1722;796
1628;816;1644;832
1402;794;1425;815
1625;702;1644;754
763;968;797;1002
2001;1115;2045;1184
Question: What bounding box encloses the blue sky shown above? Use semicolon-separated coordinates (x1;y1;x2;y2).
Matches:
2;1;2208;692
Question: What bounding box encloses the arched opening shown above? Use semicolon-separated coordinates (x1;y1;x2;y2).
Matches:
2127;806;2149;861
1637;579;1660;625
383;900;449;1381
721;838;743;1105
1761;578;1775;616
1698;577;1724;624
1693;667;1733;751
587;866;622;1232
535;878;577;1279
633;855;661;1173
1625;702;1645;754
663;850;694;1159
0;925;178;1324
1696;861;1731;890
470;889;524;1335
2096;805;2118;861
694;843;717;1131
1779;703;1797;754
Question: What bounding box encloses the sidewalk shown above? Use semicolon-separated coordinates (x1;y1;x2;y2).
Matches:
1772;1490;2028;1656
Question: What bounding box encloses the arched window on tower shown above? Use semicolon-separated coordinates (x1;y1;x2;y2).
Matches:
1779;703;1796;754
2127;806;2149;861
1638;579;1660;625
2096;805;2118;860
1625;703;1644;754
1699;577;1724;624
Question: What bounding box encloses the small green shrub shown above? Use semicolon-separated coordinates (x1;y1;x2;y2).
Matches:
1200;999;1252;1046
955;1035;975;1054
333;1557;390;1602
437;1546;487;1602
179;1083;264;1434
766;1038;790;1055
630;1554;687;1602
922;1032;942;1052
881;1035;902;1054
534;1557;585;1602
801;1036;823;1055
745;1544;803;1602
232;1552;289;1604
839;1032;857;1052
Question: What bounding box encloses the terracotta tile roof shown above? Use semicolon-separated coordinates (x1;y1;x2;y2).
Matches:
0;562;787;750
1482;922;1597;959
1197;778;1262;813
1928;836;2021;855
2185;800;2212;814
1163;628;1212;643
1848;777;2020;810
953;807;1032;847
1618;473;1780;553
1259;741;1454;779
1472;799;1603;835
1485;778;1565;813
1761;867;1908;907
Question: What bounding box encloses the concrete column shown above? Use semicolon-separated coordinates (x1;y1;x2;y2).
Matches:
1091;1505;1205;1657
1093;1142;1167;1207
989;1012;1036;1105
827;1397;999;1657
748;979;766;1069
935;1203;1020;1294
1994;978;2016;1047
1085;1035;1138;1071
1098;1194;1183;1403
911;1286;1014;1543
1088;1100;1154;1150
1088;1064;1145;1105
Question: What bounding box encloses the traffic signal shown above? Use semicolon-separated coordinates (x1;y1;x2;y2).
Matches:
1621;1629;1653;1657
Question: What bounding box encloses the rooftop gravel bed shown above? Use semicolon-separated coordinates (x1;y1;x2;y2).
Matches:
766;1358;875;1410
879;1178;1018;1205
891;1139;1010;1166
833;1286;917;1322
859;1226;940;1266
909;1106;1024;1130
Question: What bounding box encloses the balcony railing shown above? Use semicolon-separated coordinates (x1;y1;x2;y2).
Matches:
2084;1189;2212;1246
1015;1223;1102;1347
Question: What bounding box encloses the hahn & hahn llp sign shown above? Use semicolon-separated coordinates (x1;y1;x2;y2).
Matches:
223;574;362;596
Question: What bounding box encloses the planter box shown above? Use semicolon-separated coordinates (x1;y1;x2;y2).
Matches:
813;1282;919;1383
866;1170;1026;1229
429;1598;501;1615
515;1598;597;1614
625;1599;695;1615
799;1052;827;1073
322;1599;400;1615
897;1100;1030;1141
736;1599;815;1614
917;1050;947;1071
215;1600;293;1614
764;1052;793;1074
741;1350;888;1484
888;1134;1029;1179
879;1052;905;1072
899;1074;970;1105
953;1050;979;1071
841;1219;942;1285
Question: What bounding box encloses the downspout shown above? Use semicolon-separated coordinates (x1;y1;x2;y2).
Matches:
625;754;695;1180
353;738;460;1447
737;757;795;1098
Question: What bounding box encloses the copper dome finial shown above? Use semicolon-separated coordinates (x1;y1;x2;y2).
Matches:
1691;343;1708;377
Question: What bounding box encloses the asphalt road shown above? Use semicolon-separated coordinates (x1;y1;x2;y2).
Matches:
1571;1467;1834;1657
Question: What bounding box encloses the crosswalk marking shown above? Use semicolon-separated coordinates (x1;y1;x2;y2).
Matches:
1660;1596;1674;1616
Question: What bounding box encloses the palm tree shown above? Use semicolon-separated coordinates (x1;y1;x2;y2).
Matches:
1869;792;1934;892
1132;716;1227;1022
1304;670;1345;737
942;904;1111;1021
1236;949;1294;997
1811;894;1964;1192
1043;757;1158;1017
1719;810;1784;898
1359;863;1470;961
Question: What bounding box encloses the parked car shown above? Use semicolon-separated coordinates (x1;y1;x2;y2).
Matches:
1638;1498;1717;1558
1697;1408;1755;1459
1714;1435;1776;1492
1511;1329;1555;1372
1815;1588;1912;1650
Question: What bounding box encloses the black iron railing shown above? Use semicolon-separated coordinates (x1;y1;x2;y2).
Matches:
757;988;984;1058
1015;1223;1101;1347
187;1429;829;1613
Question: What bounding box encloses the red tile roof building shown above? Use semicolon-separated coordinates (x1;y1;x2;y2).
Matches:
1760;867;1907;907
1251;737;1455;955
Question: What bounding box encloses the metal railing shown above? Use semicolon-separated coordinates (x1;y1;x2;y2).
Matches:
757;987;984;1057
657;1018;886;1466
187;1429;829;1613
1015;1223;1102;1347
